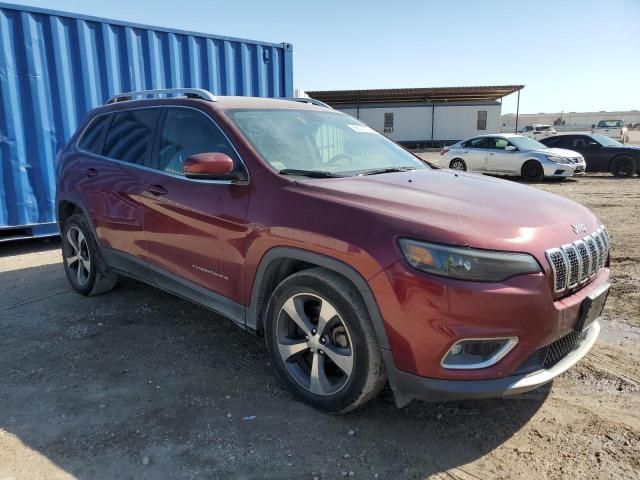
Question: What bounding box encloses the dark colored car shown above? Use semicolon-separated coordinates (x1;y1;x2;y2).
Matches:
56;88;611;412
541;133;640;177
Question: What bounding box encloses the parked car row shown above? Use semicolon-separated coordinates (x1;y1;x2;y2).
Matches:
56;89;610;412
442;133;639;180
441;134;586;181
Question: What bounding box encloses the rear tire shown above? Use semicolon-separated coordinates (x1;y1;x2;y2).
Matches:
449;159;467;171
61;214;118;296
522;160;544;182
264;268;386;413
610;155;636;178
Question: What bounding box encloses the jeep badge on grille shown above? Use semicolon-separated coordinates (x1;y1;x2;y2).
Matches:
572;223;587;234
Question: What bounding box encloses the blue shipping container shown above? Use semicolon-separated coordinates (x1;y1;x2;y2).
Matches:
0;2;293;241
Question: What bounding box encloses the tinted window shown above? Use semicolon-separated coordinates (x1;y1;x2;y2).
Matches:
542;137;565;147
157;108;236;176
522;126;532;132
78;115;110;154
103;109;159;165
463;137;490;149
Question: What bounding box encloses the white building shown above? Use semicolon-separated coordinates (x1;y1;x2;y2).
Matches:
501;110;640;133
305;86;523;147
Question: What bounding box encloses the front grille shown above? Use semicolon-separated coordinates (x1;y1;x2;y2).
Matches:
545;226;609;293
513;330;588;375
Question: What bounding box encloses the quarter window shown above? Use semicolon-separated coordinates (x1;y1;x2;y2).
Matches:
103;109;159;165
78;115;110;154
157;108;237;176
477;111;487;130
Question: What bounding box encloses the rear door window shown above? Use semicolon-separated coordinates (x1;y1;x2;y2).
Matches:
103;109;160;166
463;137;490;149
155;108;238;176
543;137;566;148
77;114;110;154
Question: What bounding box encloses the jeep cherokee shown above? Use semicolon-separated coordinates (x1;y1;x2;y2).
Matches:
56;88;611;412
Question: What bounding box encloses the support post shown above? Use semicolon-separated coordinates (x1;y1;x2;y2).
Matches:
431;104;435;147
514;89;521;133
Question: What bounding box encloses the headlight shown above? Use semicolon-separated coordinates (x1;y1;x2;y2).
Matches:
545;155;565;163
398;239;541;281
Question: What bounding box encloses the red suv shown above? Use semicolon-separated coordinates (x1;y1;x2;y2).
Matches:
56;88;611;412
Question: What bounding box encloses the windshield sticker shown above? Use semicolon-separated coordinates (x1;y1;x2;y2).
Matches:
347;124;376;133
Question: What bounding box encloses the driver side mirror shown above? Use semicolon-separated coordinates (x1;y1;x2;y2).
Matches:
505;145;517;152
183;152;235;180
587;142;600;149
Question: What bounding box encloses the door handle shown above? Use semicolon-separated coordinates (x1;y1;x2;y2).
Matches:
85;168;98;178
147;184;168;196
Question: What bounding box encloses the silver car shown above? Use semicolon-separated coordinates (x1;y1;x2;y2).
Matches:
441;134;586;182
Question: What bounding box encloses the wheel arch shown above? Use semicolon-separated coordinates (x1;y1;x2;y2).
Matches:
56;196;101;245
247;247;391;351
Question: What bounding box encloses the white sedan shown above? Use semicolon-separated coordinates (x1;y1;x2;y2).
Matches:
440;134;586;182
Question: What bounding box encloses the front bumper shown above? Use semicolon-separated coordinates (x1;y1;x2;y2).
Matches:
543;161;586;177
385;320;599;406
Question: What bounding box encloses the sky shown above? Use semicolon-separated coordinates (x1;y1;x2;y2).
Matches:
7;0;640;114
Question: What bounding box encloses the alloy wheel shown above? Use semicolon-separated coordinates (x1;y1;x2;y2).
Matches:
451;160;465;170
65;226;91;286
276;293;354;396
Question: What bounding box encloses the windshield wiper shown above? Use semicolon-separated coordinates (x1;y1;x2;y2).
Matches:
279;168;343;178
358;166;416;176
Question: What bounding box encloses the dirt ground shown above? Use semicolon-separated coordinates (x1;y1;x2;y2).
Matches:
1;172;639;479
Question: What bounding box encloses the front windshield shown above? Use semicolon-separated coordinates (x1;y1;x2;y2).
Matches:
592;134;622;146
508;135;547;151
229;109;428;176
597;120;623;128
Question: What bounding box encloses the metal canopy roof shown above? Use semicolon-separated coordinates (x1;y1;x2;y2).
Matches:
306;85;524;106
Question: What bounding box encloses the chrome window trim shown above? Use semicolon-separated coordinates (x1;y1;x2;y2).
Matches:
441;337;519;370
75;105;250;185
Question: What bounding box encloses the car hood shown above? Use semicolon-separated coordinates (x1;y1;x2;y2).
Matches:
299;169;601;260
533;147;582;159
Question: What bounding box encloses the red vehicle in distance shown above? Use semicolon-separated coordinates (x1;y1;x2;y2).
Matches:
56;88;611;412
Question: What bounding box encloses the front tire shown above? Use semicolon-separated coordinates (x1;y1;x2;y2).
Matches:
61;214;118;296
265;268;386;413
610;155;636;178
449;159;467;171
522;160;544;182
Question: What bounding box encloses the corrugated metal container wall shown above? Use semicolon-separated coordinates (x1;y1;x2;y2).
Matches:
0;2;293;240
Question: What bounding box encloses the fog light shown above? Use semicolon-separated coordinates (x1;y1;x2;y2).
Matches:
442;337;518;370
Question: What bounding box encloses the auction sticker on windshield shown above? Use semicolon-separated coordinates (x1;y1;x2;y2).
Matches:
348;124;376;133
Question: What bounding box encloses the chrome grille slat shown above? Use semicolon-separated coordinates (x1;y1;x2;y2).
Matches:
573;240;590;283
563;244;580;288
546;225;609;293
584;235;598;276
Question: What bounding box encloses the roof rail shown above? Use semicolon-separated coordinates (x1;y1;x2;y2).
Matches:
282;97;333;109
105;88;217;104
